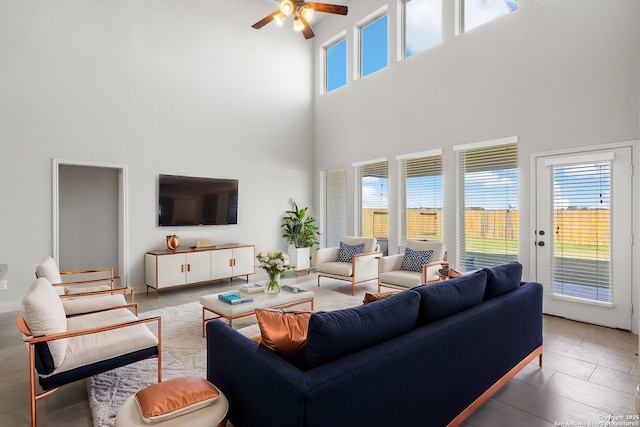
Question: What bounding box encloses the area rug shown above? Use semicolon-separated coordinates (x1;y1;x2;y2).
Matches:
86;282;362;427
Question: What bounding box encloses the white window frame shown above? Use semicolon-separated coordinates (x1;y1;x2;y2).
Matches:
354;6;389;81
456;0;519;35
454;136;519;270
398;0;443;60
353;158;388;236
319;168;348;248
321;31;348;95
396;149;443;247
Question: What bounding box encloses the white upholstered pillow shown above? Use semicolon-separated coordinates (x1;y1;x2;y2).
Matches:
35;256;63;284
22;278;68;369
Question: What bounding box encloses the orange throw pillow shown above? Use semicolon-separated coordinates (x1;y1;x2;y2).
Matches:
255;309;311;358
134;377;220;423
363;291;399;304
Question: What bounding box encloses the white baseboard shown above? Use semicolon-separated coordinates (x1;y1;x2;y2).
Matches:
636;385;640;414
0;299;22;313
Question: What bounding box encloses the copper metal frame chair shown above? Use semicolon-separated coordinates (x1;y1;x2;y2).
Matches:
17;278;161;427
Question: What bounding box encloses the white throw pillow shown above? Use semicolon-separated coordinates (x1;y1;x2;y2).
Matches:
35;256;63;284
22;278;68;369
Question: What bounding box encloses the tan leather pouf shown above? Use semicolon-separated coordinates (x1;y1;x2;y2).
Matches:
115;390;228;427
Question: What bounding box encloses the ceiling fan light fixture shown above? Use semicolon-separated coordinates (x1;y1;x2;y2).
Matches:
293;15;305;32
274;12;286;26
302;7;314;22
280;0;294;16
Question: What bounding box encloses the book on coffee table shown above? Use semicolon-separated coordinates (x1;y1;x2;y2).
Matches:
218;292;253;305
281;284;301;293
239;283;266;294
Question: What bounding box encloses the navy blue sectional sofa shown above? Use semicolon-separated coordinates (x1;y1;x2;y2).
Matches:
206;262;543;427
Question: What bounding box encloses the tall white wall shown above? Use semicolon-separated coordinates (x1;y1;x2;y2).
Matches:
0;0;315;309
312;0;640;279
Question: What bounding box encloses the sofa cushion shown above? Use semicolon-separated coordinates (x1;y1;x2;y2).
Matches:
341;236;377;253
61;293;127;316
255;309;311;359
35;256;63;285
413;271;487;325
134;376;220;423
304;290;420;369
337;241;365;263
315;261;353;277
482;262;523;300
22;278;68;373
400;248;434;272
379;270;423;288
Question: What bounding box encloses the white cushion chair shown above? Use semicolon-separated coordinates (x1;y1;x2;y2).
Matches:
377;241;448;292
35;256;135;315
315;236;382;295
17;277;161;427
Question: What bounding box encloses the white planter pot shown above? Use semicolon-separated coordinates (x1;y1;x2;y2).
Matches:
288;245;310;272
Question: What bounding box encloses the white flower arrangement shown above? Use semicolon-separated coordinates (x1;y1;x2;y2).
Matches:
256;251;291;279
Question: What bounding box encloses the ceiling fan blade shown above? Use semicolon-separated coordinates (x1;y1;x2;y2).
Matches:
299;14;315;39
305;2;348;16
251;9;280;29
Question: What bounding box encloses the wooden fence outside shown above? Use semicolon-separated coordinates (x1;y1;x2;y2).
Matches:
361;208;610;246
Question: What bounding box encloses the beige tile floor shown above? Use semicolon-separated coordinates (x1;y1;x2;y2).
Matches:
1;274;638;427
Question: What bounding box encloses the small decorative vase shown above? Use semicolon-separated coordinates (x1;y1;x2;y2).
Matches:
166;235;179;251
265;273;280;295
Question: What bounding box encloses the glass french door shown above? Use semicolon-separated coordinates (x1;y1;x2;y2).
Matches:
534;146;633;330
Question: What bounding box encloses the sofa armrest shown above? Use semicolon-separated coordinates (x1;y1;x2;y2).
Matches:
206;320;308;427
378;254;403;274
353;251;382;282
314;247;339;265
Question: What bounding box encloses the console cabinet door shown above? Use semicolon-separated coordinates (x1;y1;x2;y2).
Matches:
210;249;233;280
232;246;255;277
185;251;211;283
156;254;187;288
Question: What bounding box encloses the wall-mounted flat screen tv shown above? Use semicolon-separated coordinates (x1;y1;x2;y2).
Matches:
158;174;238;226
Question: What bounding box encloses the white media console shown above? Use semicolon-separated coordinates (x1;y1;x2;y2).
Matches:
144;243;255;298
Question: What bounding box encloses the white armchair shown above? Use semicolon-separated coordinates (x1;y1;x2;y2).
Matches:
17;277;161;427
35;256;135;316
315;236;382;295
378;241;448;292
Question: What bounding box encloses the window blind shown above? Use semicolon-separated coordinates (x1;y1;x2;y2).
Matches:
457;142;518;270
551;161;612;303
322;169;347;248
356;161;388;239
399;154;443;246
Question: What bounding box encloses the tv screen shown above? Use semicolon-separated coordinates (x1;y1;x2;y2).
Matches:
158;174;238;226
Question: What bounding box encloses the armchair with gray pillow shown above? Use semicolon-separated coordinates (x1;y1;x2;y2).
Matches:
315;236;382;295
378;240;448;292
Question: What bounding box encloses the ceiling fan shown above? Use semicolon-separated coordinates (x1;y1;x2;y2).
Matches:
252;1;348;40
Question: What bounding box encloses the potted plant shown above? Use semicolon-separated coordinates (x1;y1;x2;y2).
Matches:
281;200;319;272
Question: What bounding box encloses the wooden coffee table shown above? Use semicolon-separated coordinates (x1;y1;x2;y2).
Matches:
200;289;314;336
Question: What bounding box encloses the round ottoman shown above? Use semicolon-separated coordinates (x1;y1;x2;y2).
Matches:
115;379;228;427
